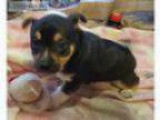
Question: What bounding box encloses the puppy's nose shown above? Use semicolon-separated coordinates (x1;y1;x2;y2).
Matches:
39;60;50;70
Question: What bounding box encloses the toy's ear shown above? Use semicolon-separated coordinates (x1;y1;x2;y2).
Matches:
22;17;37;29
68;13;87;29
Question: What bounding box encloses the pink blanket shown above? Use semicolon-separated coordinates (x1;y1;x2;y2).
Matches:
8;17;154;120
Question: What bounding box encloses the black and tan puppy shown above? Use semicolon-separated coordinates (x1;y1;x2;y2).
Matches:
23;12;139;104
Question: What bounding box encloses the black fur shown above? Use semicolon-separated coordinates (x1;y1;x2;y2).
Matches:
62;31;139;94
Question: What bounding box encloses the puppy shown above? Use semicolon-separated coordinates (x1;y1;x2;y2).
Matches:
23;12;139;103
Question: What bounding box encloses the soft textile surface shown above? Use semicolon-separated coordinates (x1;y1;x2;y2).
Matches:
8;17;154;120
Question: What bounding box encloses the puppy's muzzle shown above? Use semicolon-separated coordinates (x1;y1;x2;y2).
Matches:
36;59;60;73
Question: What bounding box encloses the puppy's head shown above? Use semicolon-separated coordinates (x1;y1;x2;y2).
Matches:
23;12;87;72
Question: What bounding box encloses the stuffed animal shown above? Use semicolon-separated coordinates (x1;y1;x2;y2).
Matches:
9;72;69;113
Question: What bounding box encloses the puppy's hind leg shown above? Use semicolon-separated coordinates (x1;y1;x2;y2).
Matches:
112;73;139;98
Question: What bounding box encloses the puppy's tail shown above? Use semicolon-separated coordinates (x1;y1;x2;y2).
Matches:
22;17;36;29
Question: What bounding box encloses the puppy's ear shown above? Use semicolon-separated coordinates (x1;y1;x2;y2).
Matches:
22;17;37;29
68;13;87;29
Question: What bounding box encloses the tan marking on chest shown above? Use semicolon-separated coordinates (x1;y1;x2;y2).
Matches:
51;45;75;70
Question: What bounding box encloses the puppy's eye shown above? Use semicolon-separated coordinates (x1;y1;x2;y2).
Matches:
31;41;44;55
57;41;70;56
35;31;41;40
31;39;44;55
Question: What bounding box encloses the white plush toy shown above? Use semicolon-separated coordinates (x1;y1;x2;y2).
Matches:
9;72;69;114
9;73;52;113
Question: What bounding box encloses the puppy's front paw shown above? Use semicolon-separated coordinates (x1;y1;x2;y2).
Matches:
119;89;135;98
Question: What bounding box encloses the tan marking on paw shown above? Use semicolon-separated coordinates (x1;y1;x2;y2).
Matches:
120;89;135;98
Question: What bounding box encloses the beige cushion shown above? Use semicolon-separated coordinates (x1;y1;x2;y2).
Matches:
64;0;115;20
